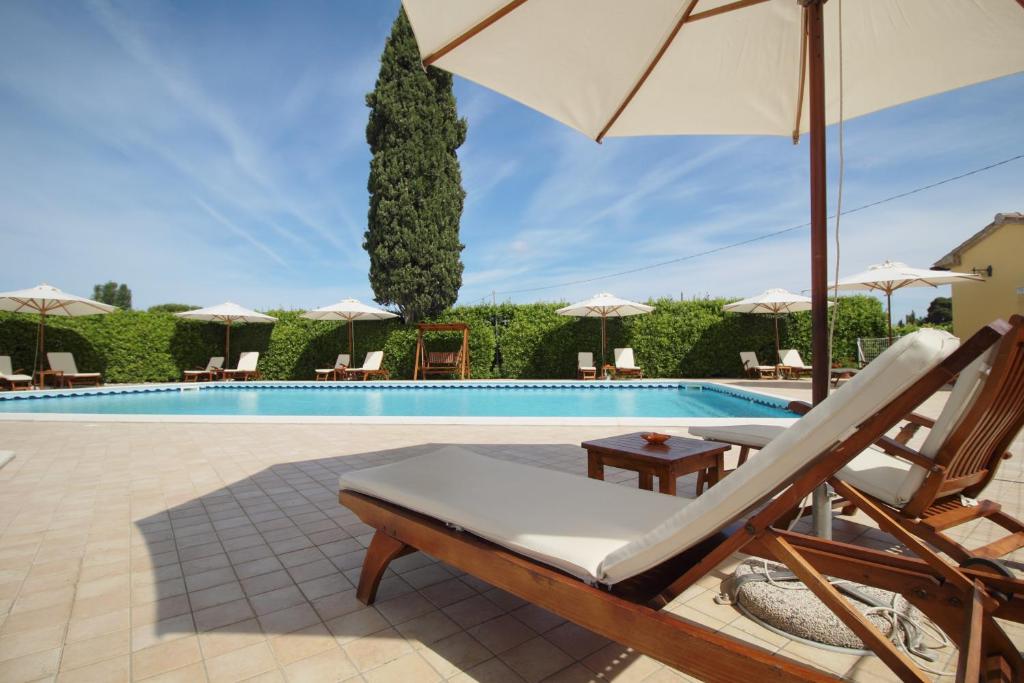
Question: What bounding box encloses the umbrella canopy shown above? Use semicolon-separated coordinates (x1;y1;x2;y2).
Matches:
833;260;982;340
557;293;653;369
0;283;116;377
724;288;829;362
176;302;277;362
301;299;399;358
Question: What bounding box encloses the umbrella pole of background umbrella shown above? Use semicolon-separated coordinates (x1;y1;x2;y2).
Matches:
225;324;231;366
600;315;607;375
348;320;354;360
807;1;832;539
886;291;894;343
773;316;781;365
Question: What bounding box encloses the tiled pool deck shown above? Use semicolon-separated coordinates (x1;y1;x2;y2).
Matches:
0;380;1020;682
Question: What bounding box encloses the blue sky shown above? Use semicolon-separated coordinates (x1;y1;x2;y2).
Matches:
1;0;1021;321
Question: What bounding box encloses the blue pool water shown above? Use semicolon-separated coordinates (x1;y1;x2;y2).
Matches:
0;383;793;418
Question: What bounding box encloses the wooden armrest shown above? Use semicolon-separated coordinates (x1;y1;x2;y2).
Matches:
892;411;935;445
786;400;812;415
874;436;939;470
901;412;936;428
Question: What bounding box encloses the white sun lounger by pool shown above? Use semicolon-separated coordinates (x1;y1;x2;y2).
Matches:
613;347;643;378
46;352;102;387
343;351;388;380
779;348;813;377
315;354;351;381
221;351;260;381
739;351;777;379
0;356;32;390
183;356;224;382
577;352;596;380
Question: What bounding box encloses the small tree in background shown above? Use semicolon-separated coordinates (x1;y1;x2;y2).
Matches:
93;281;131;309
364;8;467;322
925;296;952;324
148;303;199;314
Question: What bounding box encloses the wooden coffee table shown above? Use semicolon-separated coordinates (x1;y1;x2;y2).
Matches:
581;432;731;496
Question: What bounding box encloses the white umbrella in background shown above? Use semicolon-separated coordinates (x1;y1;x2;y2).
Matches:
0;283;116;378
400;0;1024;538
175;302;277;362
833;260;982;341
723;288;830;363
557;293;653;370
301;299;399;358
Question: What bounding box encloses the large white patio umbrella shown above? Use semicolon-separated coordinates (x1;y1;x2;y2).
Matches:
723;288;829;363
557;293;653;370
400;0;1024;537
833;260;982;341
301;299;399;358
175;302;277;362
0;283;116;377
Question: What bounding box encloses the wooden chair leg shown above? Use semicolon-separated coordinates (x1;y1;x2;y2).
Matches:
356;531;413;605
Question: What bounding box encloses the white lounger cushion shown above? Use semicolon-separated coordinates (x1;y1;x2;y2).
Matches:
779;349;810;369
46;352;100;377
229;352;259;372
578;352;595;370
340;446;690;583
614;348;639;369
341;329;958;584
317;354;351;373
690;336;999;508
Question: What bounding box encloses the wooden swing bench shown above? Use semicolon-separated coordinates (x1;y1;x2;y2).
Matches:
340;318;1024;682
413;322;470;380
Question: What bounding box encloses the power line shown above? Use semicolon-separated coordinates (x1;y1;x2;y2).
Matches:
482;153;1023;298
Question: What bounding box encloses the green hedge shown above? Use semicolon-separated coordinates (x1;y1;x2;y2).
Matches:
0;296;886;382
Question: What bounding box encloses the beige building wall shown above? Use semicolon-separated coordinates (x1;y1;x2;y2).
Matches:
940;217;1024;340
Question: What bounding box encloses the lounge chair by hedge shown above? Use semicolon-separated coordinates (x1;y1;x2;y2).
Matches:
0;356;32;390
739;351;777;379
338;321;1024;681
221;351;261;381
612;347;643;378
693;318;1024;565
46;352;101;387
183;356;224;382
343;351;389;381
315;354;350;381
577;352;596;380
779;348;813;378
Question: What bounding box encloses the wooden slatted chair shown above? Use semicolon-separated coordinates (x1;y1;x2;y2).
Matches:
613;347;643;378
46;352;102;387
338;320;1024;682
220;351;261;381
183;356;224;382
692;315;1024;569
577;352;597;380
314;354;350;381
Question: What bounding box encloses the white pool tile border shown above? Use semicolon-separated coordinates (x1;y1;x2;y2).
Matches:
0;379;799;426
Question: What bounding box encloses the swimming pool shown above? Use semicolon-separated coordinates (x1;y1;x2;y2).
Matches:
0;381;794;422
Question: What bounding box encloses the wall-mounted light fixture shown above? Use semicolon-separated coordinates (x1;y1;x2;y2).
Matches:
970;265;993;277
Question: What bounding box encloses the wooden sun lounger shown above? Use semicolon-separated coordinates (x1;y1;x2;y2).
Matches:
221;351;261;381
315;354;350;381
340;319;1024;682
183;356;224;382
613;347;643;378
45;352;102;387
0;356;32;391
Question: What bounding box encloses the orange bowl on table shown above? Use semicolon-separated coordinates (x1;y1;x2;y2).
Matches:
641;432;671;445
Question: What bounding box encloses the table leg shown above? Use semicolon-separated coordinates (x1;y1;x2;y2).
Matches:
587;453;604;481
658;471;676;496
638;471;654;491
708;453;724;487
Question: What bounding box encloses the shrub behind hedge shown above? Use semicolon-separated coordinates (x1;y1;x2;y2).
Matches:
0;295;886;382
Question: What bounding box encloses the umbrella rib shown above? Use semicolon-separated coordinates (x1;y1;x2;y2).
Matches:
596;0;700;143
791;6;809;144
423;0;531;66
686;0;771;23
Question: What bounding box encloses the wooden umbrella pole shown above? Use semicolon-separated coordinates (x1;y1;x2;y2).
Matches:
807;0;829;408
225;324;231;365
601;315;607;375
348;320;355;360
37;310;46;378
806;0;832;539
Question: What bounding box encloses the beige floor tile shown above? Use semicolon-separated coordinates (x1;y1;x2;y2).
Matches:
136;660;208;683
58;629;130;671
198;618;266;659
342;628;412;673
362;651;440;683
131;614;195;652
325;607;389;645
418;631;493;678
131;635;203;680
449;656;525;683
499;636;575;683
392;610;462;649
541;622;610;660
0;603;72;637
0;624;66;663
56;654;130;683
205;641;277;683
0;646;62;682
467;615;536;655
66;608;130;643
282;648;357;682
268;624;338;666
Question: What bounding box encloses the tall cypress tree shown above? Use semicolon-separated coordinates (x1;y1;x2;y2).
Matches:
365;9;467;322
